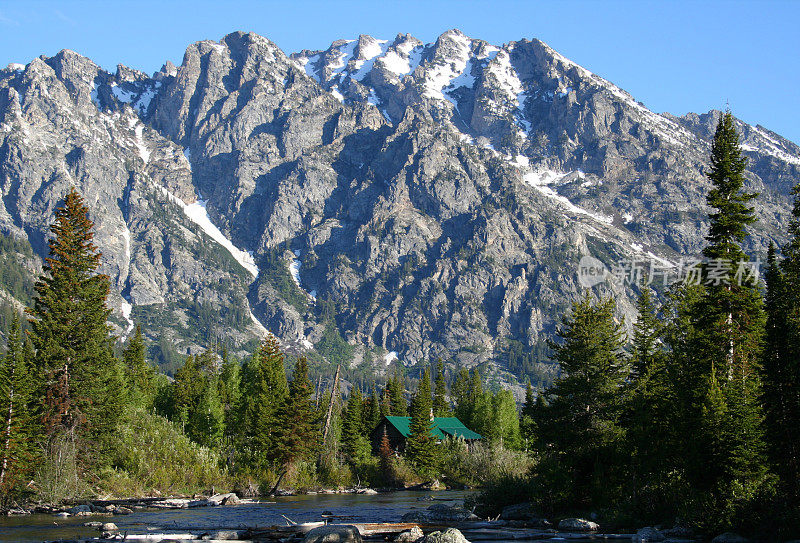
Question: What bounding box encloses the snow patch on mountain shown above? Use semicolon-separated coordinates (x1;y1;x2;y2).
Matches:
384;351;399;366
746;127;800;165
157;186;258;278
422;47;471;100
522;169;613;225
351;37;389;79
290;250;317;301
111;82;135;104
134;85;158;114
131;122;150;163
120;300;134;334
330;40;357;77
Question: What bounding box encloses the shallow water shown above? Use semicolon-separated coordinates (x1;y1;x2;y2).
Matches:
0;490;471;542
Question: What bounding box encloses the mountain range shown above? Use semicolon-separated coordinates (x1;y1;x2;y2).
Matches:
1;29;797;387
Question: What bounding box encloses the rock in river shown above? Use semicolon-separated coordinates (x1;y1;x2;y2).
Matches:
304;524;363;543
422;528;470;543
395;526;424;543
401;504;477;522
558;518;599;532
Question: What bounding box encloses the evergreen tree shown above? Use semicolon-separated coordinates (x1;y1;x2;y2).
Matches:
451;368;471;423
27;188;124;457
432;359;449;416
170;350;224;449
341;387;370;461
363;385;381;433
217;346;241;467
387;367;407;416
122;325;157;409
681;112;771;524
624;287;677;517
537;294;629;508
764;186;800;501
519;383;537;449
190;379;225;449
0;316;34;497
406;368;439;477
237;335;288;473
275;356;318;467
379;385;391;417
631;287;661;379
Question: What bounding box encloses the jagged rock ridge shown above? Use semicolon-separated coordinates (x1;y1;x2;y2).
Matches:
0;29;797;383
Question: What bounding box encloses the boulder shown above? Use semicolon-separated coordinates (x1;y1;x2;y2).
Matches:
115;506;133;515
558;518;599;532
204;530;244;540
208;492;240;505
422;528;470;543
303;525;363;543
395;526;424;543
101;522;118;531
222;494;241;505
401;504;478;523
357;488;378;495
67;505;92;515
711;534;749;543
632;527;665;542
55;511;70;518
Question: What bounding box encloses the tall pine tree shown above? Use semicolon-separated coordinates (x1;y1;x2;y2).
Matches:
341;387;370;461
536;294;629;509
27;188;124;461
406;368;439;477
681;112;771;525
122;325;157;409
763;184;800;502
275;356;318;468
0;316;34;498
432;359;450;416
236;335;288;473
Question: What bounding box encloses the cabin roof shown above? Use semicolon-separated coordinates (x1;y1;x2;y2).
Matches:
380;415;482;440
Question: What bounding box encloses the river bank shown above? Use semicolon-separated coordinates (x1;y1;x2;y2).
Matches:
0;489;726;543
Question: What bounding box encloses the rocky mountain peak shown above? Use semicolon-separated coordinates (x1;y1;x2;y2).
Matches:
0;29;797;385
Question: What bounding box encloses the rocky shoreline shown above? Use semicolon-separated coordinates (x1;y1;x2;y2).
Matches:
2;492;760;543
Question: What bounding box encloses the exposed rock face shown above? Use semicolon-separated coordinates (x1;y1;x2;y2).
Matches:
0;29;797;381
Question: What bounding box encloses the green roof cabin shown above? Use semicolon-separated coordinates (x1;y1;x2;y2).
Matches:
370;415;482;453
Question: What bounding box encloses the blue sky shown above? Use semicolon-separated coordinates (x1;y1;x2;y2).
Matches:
1;0;798;144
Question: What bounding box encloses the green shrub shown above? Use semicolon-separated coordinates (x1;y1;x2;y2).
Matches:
102;407;229;496
441;440;535;488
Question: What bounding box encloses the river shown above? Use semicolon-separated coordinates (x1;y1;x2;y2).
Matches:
0;490;472;542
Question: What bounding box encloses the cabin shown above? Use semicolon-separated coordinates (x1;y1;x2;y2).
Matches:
370;415;482;454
